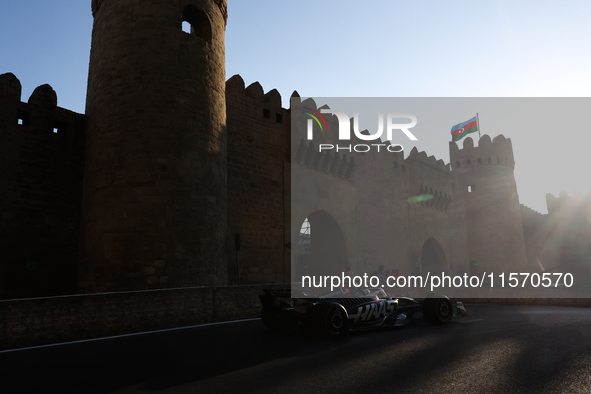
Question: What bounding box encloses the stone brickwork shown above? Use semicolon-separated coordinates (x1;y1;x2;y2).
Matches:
0;283;288;351
450;135;529;274
405;147;470;274
225;75;290;285
0;73;86;299
79;0;229;292
521;204;550;268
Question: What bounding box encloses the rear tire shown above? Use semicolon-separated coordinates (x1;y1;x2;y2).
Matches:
423;297;453;325
323;306;349;337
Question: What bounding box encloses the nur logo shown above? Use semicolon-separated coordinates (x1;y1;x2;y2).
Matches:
301;105;418;153
301;107;329;139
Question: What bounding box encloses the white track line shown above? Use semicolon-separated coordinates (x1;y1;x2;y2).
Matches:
0;317;261;354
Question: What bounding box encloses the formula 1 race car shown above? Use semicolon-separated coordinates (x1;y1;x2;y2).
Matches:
259;287;467;337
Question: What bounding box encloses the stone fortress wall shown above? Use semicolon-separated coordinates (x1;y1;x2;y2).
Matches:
0;74;86;298
0;0;588;300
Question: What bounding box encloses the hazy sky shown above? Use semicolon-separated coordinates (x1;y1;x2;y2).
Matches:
2;0;591;213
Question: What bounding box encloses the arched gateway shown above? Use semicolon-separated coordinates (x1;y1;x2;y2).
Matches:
420;237;448;274
295;210;349;280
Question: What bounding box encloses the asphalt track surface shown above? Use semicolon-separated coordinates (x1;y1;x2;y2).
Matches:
2;304;591;393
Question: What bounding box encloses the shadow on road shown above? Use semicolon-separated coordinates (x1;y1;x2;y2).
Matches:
1;305;591;393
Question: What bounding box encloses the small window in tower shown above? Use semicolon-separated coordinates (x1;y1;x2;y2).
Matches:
468;185;475;193
182;21;191;34
276;113;283;123
17;110;30;126
182;5;212;43
393;161;398;169
456;161;460;168
263;108;271;119
53;120;66;134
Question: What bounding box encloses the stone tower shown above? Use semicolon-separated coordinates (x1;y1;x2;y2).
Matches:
79;0;228;292
450;134;528;274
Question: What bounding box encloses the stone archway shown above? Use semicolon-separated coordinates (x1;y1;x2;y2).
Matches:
420;237;447;274
295;210;349;280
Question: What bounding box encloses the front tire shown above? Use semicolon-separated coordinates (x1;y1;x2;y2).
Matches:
423;297;453;325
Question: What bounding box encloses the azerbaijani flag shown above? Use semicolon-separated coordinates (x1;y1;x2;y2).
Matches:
451;116;478;142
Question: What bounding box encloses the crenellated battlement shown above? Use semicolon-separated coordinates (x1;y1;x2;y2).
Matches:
226;74;285;106
406;146;450;173
412;184;452;212
450;134;515;169
404;147;455;214
92;0;228;23
225;74;245;90
520;203;543;216
0;73;22;100
546;190;591;214
0;73;86;150
0;72;87;167
546;190;591;200
293;138;357;181
264;88;282;108
226;74;287;127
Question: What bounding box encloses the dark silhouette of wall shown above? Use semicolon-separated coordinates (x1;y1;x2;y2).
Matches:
0;73;86;299
225;75;290;285
2;1;582;300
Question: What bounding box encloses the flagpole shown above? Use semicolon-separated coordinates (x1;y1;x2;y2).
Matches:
476;113;481;139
